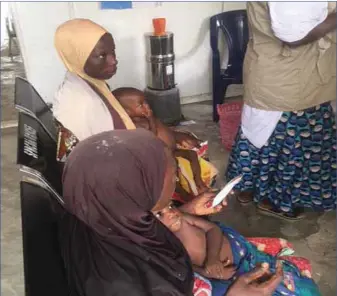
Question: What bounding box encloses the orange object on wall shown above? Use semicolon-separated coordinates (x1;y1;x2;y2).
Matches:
152;18;166;36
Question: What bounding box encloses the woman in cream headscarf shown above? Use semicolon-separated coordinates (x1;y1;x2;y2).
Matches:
53;19;135;142
226;3;336;220
53;19;202;158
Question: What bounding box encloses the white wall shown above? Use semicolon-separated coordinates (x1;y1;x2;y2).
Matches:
11;1;245;104
11;2;73;103
1;2;9;46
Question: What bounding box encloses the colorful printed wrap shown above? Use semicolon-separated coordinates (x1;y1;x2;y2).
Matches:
174;138;218;203
226;102;336;213
176;156;218;197
209;224;320;296
246;237;312;277
193;273;212;296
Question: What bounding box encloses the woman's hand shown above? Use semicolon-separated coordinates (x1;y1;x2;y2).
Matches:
178;192;227;216
174;131;202;149
226;262;283;296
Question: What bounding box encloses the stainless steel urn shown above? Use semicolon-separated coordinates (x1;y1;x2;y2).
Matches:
145;32;175;90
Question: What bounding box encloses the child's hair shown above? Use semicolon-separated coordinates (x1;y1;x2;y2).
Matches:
112;87;144;108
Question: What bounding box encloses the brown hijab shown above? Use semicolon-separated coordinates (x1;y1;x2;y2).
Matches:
60;129;193;296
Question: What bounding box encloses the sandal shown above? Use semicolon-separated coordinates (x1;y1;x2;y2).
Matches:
235;191;254;205
257;203;305;221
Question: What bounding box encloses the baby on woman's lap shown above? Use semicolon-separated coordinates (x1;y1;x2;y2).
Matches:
152;204;320;296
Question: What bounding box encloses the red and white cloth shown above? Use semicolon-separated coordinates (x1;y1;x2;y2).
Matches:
193;273;212;296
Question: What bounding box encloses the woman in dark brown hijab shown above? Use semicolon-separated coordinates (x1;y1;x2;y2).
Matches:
59;129;282;296
60;129;194;295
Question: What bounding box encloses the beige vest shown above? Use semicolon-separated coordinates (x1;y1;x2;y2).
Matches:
244;2;336;111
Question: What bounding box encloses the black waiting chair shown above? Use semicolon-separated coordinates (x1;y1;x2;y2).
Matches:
15;77;57;140
20;181;70;296
210;10;249;122
17;111;63;197
15;79;73;295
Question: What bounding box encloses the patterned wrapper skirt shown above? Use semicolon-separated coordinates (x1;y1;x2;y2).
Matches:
211;224;321;296
226;102;336;212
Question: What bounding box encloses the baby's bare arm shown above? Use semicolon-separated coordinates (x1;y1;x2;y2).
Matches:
182;213;224;264
147;116;158;135
181;213;215;231
155;119;176;150
156;119;175;140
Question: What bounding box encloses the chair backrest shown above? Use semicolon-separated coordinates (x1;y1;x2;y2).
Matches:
210;10;249;78
20;181;70;296
17;111;63;196
15;77;57;140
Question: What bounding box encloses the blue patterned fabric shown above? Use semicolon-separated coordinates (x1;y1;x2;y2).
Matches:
210;224;321;296
226;102;336;212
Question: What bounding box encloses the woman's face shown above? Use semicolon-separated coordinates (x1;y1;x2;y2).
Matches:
152;149;177;212
84;33;118;80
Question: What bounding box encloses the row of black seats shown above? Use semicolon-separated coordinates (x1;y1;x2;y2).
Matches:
15;77;71;295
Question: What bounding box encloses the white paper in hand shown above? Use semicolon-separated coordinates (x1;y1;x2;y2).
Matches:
212;175;243;208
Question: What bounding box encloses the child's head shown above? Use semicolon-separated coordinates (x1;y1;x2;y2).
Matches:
112;87;151;118
152;204;182;233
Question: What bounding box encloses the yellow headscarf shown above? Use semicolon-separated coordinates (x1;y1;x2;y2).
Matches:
54;19;135;130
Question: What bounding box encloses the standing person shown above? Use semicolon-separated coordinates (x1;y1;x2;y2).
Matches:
226;2;336;220
60;129;282;296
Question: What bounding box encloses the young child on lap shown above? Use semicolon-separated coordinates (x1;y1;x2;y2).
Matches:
113;87;216;200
